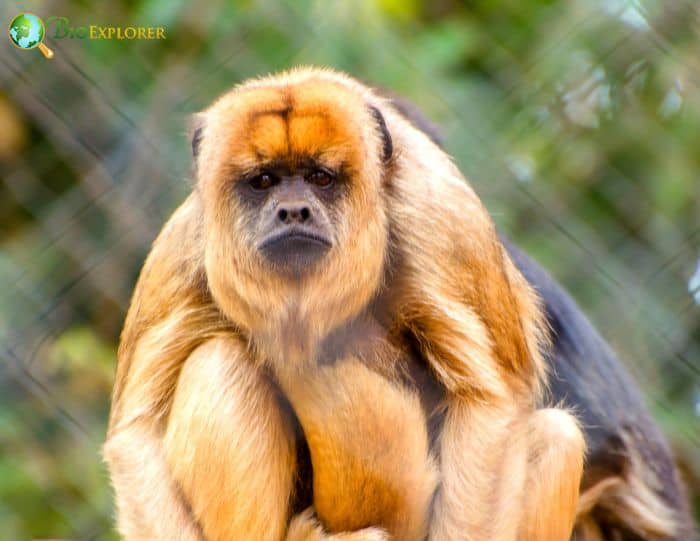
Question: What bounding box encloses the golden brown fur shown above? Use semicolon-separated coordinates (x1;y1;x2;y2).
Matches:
279;355;438;540
105;67;585;540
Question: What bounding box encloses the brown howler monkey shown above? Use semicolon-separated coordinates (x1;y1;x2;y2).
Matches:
104;67;585;541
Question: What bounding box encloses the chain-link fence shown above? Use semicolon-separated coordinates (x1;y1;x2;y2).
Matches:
1;1;698;539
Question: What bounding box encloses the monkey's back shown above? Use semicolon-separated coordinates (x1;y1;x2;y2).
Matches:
505;240;695;541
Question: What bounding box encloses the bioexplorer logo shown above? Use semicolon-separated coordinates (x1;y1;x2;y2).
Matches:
8;13;54;58
8;13;167;59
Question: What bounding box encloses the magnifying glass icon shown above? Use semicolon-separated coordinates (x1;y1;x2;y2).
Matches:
8;13;55;59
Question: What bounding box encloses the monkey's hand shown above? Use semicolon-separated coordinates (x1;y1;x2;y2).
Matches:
287;508;390;541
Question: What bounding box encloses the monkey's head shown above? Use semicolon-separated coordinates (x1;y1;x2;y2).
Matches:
192;68;394;355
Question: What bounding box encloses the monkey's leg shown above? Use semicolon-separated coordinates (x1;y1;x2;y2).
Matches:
430;403;583;541
279;358;438;541
430;401;523;541
516;408;585;541
163;338;298;541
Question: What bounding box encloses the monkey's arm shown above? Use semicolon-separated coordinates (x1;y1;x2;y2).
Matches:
396;248;584;541
163;338;299;541
384;118;584;540
103;422;206;540
391;213;584;540
106;336;298;541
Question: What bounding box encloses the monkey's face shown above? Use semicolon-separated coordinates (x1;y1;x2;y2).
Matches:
194;73;392;351
237;160;337;275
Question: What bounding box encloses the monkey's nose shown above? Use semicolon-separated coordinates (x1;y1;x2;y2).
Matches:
277;204;311;224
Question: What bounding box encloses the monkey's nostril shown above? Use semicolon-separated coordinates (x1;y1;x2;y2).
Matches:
278;206;311;223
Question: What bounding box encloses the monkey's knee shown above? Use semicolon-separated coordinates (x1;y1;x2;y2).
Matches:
527;408;585;498
529;408;586;460
519;408;585;541
524;407;586;494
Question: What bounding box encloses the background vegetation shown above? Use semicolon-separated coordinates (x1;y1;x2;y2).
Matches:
1;0;698;539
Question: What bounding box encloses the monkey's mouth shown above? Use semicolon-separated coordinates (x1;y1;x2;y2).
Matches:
259;228;332;269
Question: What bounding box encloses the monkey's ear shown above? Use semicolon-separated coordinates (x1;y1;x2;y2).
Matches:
369;106;393;163
188;113;206;164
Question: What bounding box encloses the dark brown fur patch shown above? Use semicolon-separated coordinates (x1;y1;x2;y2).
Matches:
369;105;393;163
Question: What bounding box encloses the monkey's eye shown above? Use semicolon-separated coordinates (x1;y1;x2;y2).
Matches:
249;173;277;191
306;169;335;188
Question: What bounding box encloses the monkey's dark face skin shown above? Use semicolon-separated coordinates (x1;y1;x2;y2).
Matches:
236;160;341;277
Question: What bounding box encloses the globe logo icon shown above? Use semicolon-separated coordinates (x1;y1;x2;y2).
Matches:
8;13;54;58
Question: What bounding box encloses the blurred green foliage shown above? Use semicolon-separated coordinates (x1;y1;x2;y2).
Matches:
0;0;698;538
